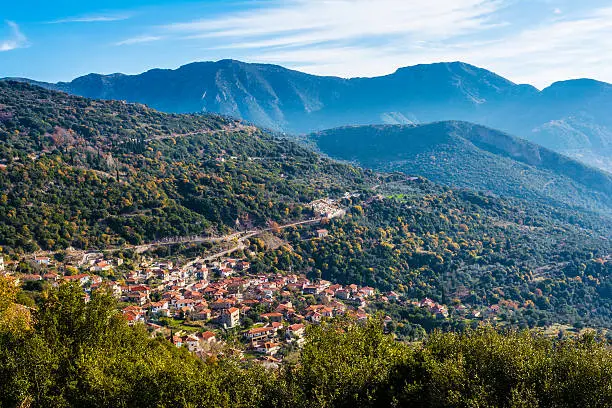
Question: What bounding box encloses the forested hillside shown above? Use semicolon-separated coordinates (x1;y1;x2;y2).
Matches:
252;180;612;329
309;122;612;214
0;81;610;329
0;81;369;251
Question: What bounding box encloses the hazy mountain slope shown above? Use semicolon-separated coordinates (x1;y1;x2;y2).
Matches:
310;122;612;214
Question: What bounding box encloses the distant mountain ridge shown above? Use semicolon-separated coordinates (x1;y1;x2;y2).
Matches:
309;122;612;214
7;59;612;171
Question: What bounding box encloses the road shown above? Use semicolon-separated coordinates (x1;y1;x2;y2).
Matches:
29;212;326;262
183;218;323;265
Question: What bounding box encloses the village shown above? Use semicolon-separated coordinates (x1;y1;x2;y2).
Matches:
0;243;506;367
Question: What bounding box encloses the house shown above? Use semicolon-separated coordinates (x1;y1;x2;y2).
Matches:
148;301;169;314
432;305;449;318
185;334;200;352
43;272;60;282
210;298;235;310
192;308;212;321
420;298;436;308
244;326;276;341
220;307;240;329
21;274;42;281
34;256;51;265
155;269;170;281
335;289;350;300
260;312;283;322
64;274;91;286
171;335;183;348
90;260;112;273
316;229;329;238
361;287;375;297
321;307;334;318
286;323;305;339
302;285;321;295
387;291;400;302
200;331;217;344
122;306;144;325
129;285;151;296
307;311;322;323
255;342;281;356
173;298;194;309
125;292;148;306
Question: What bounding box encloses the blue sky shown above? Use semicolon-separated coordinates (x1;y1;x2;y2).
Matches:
2;0;612;88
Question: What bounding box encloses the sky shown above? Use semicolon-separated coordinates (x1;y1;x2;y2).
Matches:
2;0;612;88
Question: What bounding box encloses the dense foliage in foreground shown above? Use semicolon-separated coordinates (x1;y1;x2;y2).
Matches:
1;280;611;408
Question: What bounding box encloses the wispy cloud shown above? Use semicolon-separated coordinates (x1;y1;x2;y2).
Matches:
49;15;129;24
438;6;612;87
115;35;163;46
165;0;506;46
0;21;28;52
155;0;509;78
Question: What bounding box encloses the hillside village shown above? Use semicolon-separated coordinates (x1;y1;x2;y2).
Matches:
1;241;502;366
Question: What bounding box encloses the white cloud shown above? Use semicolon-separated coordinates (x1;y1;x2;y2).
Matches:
447;7;612;87
50;15;129;24
166;0;505;45
157;0;509;78
115;35;163;46
0;21;28;52
553;8;562;14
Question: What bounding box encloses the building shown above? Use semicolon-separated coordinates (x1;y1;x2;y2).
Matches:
0;256;4;272
255;342;281;356
64;274;91;286
286;323;305;338
34;256;51;265
90;260;112;273
200;331;217;344
221;307;240;329
316;229;329;238
244;326;276;341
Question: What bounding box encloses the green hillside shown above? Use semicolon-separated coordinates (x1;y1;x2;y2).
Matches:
1;82;611;330
310;122;612;214
0;81;368;251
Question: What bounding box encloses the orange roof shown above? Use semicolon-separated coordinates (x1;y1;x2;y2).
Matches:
201;331;216;340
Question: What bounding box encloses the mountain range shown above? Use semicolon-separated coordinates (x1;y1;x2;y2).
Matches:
8;59;612;172
309;122;612;214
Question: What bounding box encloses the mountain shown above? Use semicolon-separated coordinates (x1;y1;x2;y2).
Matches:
309;122;612;214
9;60;612;172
